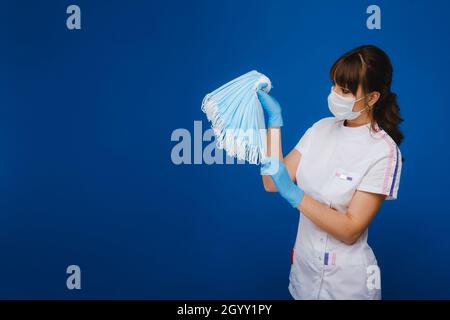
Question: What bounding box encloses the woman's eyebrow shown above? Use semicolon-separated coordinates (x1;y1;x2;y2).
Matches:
338;84;350;91
335;83;350;91
332;79;351;91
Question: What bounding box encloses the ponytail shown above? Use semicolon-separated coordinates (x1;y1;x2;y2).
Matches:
372;90;404;146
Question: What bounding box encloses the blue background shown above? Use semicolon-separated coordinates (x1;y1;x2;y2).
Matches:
1;0;449;299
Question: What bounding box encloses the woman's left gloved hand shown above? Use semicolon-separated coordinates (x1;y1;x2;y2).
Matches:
261;156;304;208
257;83;284;128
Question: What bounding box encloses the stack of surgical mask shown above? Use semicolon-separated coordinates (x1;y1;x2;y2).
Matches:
201;70;270;164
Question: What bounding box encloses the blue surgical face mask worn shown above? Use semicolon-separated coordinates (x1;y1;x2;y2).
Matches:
327;86;369;120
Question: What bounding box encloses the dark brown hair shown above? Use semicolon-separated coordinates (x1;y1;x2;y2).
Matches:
329;45;404;147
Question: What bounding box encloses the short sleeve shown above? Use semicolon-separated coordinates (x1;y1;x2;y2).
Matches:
357;146;402;200
294;126;314;155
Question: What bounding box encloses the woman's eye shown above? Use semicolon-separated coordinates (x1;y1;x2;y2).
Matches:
342;89;350;94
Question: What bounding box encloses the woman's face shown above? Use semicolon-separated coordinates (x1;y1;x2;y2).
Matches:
332;83;367;112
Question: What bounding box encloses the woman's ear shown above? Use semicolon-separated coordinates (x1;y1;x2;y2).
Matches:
368;91;381;107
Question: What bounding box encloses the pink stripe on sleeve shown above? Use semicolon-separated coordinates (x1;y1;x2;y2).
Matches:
381;133;397;195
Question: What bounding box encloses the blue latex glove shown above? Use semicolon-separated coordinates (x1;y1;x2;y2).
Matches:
261;157;304;208
257;83;284;128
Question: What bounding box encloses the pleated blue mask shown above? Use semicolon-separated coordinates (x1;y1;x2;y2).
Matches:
327;86;369;120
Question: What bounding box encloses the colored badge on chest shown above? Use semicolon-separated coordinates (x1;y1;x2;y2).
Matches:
335;171;353;181
324;252;336;266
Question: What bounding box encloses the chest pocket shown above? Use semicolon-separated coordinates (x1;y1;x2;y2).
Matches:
323;167;363;210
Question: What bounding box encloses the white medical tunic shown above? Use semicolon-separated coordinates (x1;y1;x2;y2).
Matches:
288;117;402;300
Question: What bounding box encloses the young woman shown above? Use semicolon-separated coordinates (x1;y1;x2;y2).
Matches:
259;45;404;300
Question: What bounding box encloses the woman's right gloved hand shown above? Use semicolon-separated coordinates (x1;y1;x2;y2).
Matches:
257;83;284;128
261;156;304;208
